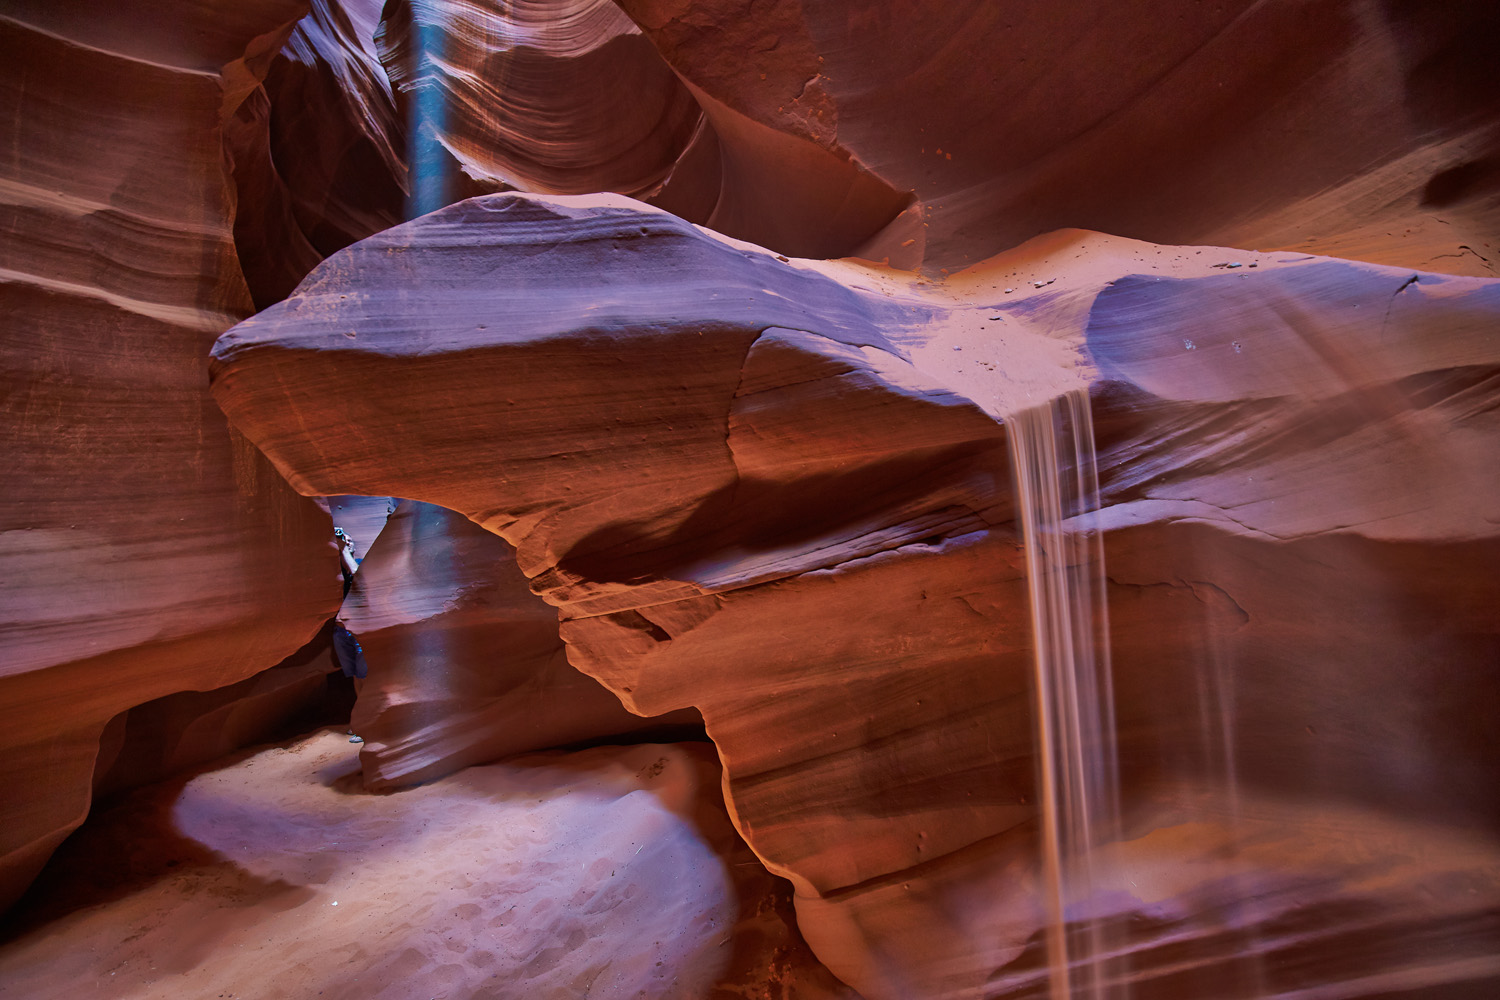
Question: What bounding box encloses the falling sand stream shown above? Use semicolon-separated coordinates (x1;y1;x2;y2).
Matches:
1007;389;1126;1000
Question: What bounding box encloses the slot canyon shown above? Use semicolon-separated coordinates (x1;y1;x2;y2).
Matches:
1;1;1498;998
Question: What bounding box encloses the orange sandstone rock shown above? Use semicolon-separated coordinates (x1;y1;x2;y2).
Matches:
0;2;339;910
229;0;408;309
377;0;702;202
341;499;704;789
620;0;1500;274
210;194;1500;997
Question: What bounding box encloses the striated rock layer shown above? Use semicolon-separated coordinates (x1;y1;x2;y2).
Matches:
374;0;912;258
211;193;1500;997
0;2;341;909
341;499;704;789
377;0;703;206
335;0;1500;271
229;0;409;309
282;1;1500;272
613;0;1500;274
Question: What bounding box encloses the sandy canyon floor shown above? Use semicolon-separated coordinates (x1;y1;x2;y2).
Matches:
0;730;857;1000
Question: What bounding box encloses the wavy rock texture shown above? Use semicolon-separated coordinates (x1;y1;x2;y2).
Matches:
229;0;408;309
341;499;704;789
377;0;703;206
211;193;1500;997
616;0;914;260
9;0;1500;993
0;3;341;910
373;0;910;258
615;0;1500;274
370;0;1500;269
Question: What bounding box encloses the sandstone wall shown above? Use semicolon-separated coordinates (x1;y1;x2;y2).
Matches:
210;194;1500;996
0;0;341;909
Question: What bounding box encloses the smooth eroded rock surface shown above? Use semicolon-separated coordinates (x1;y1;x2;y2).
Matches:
378;0;702;203
341;499;704;789
0;2;341;909
210;193;1500;996
10;0;1500;991
229;0;409;308
617;0;1500;274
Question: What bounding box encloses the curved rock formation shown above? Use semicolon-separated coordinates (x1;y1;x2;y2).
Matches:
365;0;1498;271
92;625;348;799
341;499;704;789
377;0;702;203
229;0;409;309
210;192;1500;996
0;3;341;909
374;0;912;259
7;0;1500;992
616;0;1500;274
615;0;917;262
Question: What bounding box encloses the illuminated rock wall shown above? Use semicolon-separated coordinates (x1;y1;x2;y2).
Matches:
0;0;341;910
210;196;1500;997
342;499;703;789
4;1;1499;995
